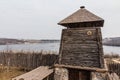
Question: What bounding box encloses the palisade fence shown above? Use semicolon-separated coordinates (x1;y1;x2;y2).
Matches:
0;51;120;77
0;51;58;70
107;61;120;77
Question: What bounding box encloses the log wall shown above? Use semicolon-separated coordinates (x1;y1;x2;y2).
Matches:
59;28;104;68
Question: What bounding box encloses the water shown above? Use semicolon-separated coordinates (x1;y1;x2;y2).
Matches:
0;43;120;55
0;43;60;52
103;45;120;55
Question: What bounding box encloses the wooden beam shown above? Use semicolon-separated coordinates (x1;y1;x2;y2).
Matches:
54;64;108;72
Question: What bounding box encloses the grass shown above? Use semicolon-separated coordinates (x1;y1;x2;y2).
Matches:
0;66;26;80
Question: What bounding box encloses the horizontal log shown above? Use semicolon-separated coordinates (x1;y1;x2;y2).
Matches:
61;62;100;67
62;28;97;36
54;64;108;72
61;56;100;61
61;55;99;59
62;49;99;53
63;40;99;44
62;36;97;41
61;54;100;60
63;44;99;48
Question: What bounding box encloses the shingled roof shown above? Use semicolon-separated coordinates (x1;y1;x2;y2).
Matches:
58;6;104;27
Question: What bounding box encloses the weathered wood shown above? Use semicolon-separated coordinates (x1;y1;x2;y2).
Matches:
58;6;104;28
54;64;108;72
107;62;120;77
12;66;53;80
59;28;105;68
57;7;105;80
96;28;105;68
0;51;58;70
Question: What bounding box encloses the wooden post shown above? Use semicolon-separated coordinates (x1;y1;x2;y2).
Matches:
54;68;68;80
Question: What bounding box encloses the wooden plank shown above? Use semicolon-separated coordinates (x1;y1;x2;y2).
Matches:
62;48;99;53
54;64;108;72
12;66;53;80
63;40;99;44
61;59;100;67
62;35;97;42
62;28;97;35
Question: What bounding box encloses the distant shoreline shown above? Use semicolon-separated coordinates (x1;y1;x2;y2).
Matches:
0;38;60;45
103;37;120;47
1;37;120;47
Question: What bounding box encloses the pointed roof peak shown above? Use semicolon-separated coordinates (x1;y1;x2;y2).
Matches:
58;7;104;27
80;6;85;9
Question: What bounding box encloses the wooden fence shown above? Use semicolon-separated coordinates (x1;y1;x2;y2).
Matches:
0;51;58;70
107;62;120;77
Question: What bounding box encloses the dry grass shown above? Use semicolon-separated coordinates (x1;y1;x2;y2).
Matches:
0;66;26;80
104;54;120;58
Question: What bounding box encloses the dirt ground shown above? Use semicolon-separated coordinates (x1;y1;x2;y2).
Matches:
0;66;26;80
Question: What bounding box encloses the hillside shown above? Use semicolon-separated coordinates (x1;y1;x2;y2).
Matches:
25;39;60;43
0;38;60;45
103;37;120;46
0;38;25;45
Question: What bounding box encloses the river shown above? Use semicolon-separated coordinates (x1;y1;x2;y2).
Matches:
0;43;120;55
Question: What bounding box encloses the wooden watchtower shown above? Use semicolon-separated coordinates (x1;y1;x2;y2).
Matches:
54;6;107;80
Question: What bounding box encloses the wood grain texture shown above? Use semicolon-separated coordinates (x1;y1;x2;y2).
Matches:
59;28;104;68
58;7;104;28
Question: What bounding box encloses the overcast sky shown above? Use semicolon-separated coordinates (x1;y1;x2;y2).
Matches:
0;0;120;39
